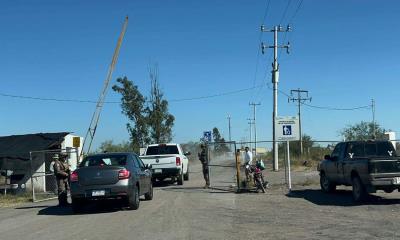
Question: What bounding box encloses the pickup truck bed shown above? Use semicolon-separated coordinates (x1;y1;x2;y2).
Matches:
140;143;190;185
318;140;400;202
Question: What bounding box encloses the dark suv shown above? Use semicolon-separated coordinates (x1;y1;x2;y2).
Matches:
318;140;400;202
70;152;153;212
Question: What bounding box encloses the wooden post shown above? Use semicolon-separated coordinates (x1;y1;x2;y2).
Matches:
235;149;241;192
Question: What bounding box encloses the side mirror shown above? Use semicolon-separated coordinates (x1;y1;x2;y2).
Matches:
324;155;331;160
184;151;191;156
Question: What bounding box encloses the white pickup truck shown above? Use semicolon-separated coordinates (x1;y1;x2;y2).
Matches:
140;143;190;185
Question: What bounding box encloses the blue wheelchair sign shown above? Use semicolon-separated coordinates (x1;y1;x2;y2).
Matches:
283;125;292;136
203;131;212;142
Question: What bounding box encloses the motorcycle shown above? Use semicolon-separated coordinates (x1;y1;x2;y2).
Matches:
246;161;269;193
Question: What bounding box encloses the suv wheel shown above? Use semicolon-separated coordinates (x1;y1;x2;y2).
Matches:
320;172;336;193
144;182;153;200
177;169;184;185
352;176;366;202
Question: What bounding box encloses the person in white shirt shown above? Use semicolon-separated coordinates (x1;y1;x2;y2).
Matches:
244;147;253;166
244;147;254;183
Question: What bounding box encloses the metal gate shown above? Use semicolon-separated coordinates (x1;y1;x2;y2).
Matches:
30;148;79;202
207;141;240;192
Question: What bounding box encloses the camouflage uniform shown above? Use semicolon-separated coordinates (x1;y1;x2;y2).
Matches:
53;154;70;206
198;145;210;188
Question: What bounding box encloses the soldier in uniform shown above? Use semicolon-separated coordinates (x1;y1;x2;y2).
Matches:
198;144;210;188
53;153;70;206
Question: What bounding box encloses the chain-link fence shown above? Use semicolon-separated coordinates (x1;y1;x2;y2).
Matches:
30;148;79;202
206;141;239;192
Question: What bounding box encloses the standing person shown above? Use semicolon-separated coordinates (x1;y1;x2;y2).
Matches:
198;144;210;189
244;147;253;182
244;147;253;166
53;153;70;206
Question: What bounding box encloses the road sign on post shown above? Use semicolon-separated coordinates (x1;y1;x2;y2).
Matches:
203;131;212;143
275;116;300;141
275;116;299;192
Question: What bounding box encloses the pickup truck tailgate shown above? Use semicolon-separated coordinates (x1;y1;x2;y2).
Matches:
140;155;177;168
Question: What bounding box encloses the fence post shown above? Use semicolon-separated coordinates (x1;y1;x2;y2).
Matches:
30;151;35;202
235;148;241;192
287;141;292;192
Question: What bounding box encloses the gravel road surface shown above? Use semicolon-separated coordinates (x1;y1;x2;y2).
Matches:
0;161;399;240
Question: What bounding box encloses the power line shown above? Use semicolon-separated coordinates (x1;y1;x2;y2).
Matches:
169;85;263;102
265;83;371;111
0;85;263;104
279;0;293;25
252;0;272;92
0;92;117;103
288;0;304;24
302;102;371;111
280;0;305;59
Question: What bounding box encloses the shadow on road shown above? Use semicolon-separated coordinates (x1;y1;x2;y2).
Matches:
161;186;234;194
287;189;400;206
37;200;126;216
15;205;52;210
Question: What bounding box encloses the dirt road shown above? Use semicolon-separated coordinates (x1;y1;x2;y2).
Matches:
0;161;399;240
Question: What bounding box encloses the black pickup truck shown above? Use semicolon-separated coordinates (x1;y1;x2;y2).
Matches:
318;140;400;201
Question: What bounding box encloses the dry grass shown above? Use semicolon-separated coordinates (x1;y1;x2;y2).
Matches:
0;193;31;208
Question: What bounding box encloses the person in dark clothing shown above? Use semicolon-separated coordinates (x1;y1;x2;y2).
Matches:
53;153;70;206
198;144;210;188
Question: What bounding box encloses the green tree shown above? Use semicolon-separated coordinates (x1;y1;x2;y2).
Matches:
278;134;314;157
98;140;133;153
340;121;387;141
112;77;149;152
147;65;175;143
212;127;230;153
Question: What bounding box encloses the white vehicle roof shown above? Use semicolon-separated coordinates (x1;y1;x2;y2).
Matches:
147;143;179;147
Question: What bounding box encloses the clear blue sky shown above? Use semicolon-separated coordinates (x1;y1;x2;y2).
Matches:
1;0;399;150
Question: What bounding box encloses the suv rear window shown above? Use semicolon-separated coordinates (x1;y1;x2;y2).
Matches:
81;155;127;167
146;145;179;155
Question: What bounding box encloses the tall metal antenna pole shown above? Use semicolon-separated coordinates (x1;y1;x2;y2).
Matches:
80;16;128;158
249;102;261;158
227;114;232;142
247;118;253;146
289;88;311;155
261;25;290;171
371;99;376;139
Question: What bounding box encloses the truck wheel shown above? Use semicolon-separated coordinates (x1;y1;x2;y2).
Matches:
184;166;189;181
177;170;184;185
352;176;366;202
144;182;153;200
128;186;140;210
320;172;336;193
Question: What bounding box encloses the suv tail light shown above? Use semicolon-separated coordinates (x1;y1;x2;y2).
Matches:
70;171;78;182
176;157;181;166
118;169;131;180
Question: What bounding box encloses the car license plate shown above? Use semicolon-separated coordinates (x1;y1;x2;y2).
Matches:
393;177;400;185
154;169;162;173
92;190;105;196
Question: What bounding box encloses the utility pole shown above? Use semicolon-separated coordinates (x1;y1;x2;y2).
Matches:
261;25;291;171
289;89;311;155
249;102;261;158
247;118;253;147
371;99;376;139
80;16;128;158
227;114;232;142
